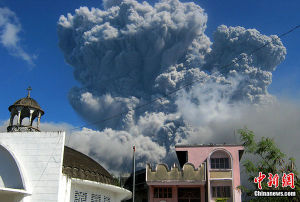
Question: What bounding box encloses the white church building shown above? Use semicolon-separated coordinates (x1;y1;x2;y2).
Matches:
0;88;132;202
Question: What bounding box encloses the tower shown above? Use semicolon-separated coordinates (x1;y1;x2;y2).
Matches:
7;87;44;132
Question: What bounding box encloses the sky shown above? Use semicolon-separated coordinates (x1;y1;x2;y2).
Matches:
0;0;299;125
0;0;300;173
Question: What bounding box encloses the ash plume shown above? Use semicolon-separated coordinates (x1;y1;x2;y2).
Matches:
57;0;289;173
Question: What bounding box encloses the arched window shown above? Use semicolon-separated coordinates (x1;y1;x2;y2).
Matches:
210;150;231;169
0;145;24;189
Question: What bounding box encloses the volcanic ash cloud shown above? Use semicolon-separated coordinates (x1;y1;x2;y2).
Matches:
57;0;286;172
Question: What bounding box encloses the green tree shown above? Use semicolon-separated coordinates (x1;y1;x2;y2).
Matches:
239;128;300;201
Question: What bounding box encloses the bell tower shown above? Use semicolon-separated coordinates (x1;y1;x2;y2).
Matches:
7;87;44;132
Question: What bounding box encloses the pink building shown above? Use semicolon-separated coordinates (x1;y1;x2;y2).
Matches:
146;144;244;202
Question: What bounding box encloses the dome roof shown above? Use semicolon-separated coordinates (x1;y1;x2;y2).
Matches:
62;146;113;184
9;97;44;115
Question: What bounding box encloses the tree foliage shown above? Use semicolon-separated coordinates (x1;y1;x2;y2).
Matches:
239;128;300;201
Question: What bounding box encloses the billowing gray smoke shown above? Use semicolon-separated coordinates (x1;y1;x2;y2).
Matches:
57;0;287;172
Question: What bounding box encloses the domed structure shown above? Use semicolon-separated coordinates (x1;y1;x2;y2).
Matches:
7;87;44;132
63;146;114;184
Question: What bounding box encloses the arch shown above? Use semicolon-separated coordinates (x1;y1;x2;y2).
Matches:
209;148;233;169
155;163;170;172
0;144;27;190
182;162;197;171
21;117;30;126
12;115;18;126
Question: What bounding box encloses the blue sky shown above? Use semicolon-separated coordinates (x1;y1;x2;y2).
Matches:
0;0;299;127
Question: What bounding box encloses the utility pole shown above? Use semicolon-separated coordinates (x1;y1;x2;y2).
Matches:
234;129;237;143
132;145;136;202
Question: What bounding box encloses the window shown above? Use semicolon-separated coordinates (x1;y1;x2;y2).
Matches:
211;158;229;169
154;187;172;198
103;196;110;202
74;191;87;202
212;186;231;198
91;194;101;202
178;188;201;200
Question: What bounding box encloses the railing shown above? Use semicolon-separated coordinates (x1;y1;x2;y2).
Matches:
7;125;40;132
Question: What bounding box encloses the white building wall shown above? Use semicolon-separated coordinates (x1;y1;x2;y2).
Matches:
69;178;132;202
58;174;71;202
70;181;117;202
0;131;65;202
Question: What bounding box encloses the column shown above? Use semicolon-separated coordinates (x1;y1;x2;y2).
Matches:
17;108;22;126
37;112;41;129
149;186;153;202
207;159;211;202
173;186;178;201
29;109;35;126
201;185;205;202
9;112;14;126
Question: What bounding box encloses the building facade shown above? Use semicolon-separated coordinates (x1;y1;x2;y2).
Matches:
146;144;244;202
0;88;131;202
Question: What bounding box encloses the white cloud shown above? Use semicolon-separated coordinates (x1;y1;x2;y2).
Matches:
0;7;35;65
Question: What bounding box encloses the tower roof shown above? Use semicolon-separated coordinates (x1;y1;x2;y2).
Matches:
8;86;44;115
9;97;44;115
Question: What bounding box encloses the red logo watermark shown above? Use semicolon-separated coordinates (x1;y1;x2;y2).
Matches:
282;173;295;189
254;172;295;189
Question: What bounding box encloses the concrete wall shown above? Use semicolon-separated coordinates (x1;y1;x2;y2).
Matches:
71;182;115;202
147;163;205;182
210;170;232;179
0;131;65;202
69;178;128;202
58;175;71;202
